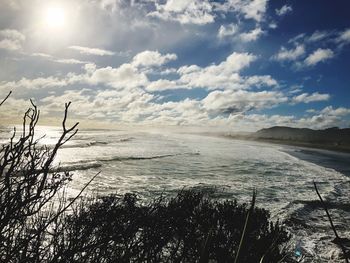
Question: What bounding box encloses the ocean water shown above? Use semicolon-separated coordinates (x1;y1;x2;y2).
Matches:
1;126;350;262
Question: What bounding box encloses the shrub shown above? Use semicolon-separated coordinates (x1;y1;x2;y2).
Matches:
51;191;290;262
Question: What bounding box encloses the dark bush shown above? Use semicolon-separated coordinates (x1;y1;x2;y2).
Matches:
52;191;290;262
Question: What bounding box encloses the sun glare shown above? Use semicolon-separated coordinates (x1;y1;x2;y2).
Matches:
45;7;65;28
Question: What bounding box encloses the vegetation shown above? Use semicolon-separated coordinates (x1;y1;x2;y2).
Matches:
52;191;290;262
0;93;291;262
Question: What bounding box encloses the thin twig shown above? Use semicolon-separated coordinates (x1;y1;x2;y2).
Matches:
40;171;100;233
313;181;349;263
0;91;12;107
234;189;257;263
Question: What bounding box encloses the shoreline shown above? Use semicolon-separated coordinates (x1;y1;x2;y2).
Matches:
223;135;350;154
220;135;350;177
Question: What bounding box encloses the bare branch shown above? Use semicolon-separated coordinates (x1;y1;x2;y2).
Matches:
0;91;12;107
313;181;349;262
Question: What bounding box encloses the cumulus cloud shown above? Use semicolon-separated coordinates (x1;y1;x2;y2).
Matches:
296;106;350;129
69;46;115;56
241;0;268;22
224;0;268;22
144;52;277;92
0;76;68;91
320;106;350;116
147;0;269;25
0;29;25;51
292;92;330;104
87;63;149;89
218;23;238;39
1;48;344;130
2;50;278;103
304;48;334;66
132;50;177;67
273;44;305;61
176;52;258;89
273;30;346;69
146;79;179;92
275;5;292;16
202;90;287;115
239;28;264;42
148;0;214;25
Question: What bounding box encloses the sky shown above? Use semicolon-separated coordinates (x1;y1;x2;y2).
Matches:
0;0;350;131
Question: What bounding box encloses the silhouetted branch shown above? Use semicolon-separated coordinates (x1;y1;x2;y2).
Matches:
235;189;257;263
0;91;11;107
313;181;349;263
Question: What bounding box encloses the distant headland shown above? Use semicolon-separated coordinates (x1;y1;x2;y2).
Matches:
225;126;350;153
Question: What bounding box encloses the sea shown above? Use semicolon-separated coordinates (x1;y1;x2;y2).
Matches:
1;126;349;262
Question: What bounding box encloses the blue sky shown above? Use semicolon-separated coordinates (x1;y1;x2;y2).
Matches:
0;0;349;131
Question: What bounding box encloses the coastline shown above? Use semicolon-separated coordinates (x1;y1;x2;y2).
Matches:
220;135;350;177
224;135;350;154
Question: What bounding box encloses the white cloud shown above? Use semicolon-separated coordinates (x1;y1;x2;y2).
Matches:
177;52;257;89
69;46;115;56
97;0;119;12
146;79;179;92
148;0;268;25
337;28;350;44
218;23;238;38
5;48;344;130
275;5;292;16
269;22;278;29
148;0;214;25
245;75;278;87
1;50;277;97
87;63;149;89
213;0;268;22
30;53;89;64
296;106;350;129
292;92;330;104
132;50;177;67
320;106;350;116
237;0;268;22
304;48;334;66
273;45;305;61
55;58;89;64
202;90;287;114
0;29;25;51
239;28;264;42
0;76;67;91
307;31;332;43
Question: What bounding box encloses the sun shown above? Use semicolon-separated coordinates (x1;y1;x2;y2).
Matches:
45;6;66;28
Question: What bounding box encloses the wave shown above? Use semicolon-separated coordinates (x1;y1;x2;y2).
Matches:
61;141;109;149
98;151;200;162
55;152;200;172
117;137;134;142
53;162;103;172
61;137;134;149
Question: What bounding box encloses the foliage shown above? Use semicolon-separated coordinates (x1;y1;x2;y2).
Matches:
54;191;290;262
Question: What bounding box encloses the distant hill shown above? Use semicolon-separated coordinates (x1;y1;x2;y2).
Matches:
251;126;350;152
223;126;350;152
